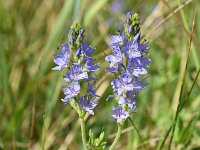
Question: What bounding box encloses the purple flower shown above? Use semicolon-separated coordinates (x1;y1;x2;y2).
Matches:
64;63;88;81
139;43;149;51
88;82;100;97
111;106;129;123
111;79;124;95
128;25;133;32
120;72;132;84
80;97;99;115
132;68;147;77
111;72;134;95
61;97;70;104
127;57;151;77
69;35;74;44
76;43;94;59
77;29;84;40
54;23;100;115
105;47;123;67
132;77;148;91
61;81;80;103
118;96;127;104
105;12;150;124
126;90;137;99
85;59;100;71
106;64;123;73
127;100;136;110
105;67;118;73
108;35;123;47
127;58;150;76
118;96;137;111
52;43;70;70
127;33;141;59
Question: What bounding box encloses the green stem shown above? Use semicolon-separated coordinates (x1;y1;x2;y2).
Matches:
80;118;88;150
109;123;123;150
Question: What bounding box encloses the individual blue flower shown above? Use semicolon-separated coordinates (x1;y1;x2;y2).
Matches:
105;47;123;68
111;106;129;123
61;97;70;104
126;90;137;99
77;28;85;40
65;63;88;81
80;96;99;115
69;35;74;44
127;100;136;110
108;35;123;47
127;57;151;77
85;59;100;71
111;72;134;95
128;57;150;70
111;79;124;95
76;43;94;59
118;96;127;104
132;68;147;77
105;67;118;73
128;25;133;32
52;43;70;70
88;82;100;97
118;96;137;111
120;72;132;84
108;33;129;54
132;77;148;90
62;81;80;103
139;42;149;51
126;33;141;59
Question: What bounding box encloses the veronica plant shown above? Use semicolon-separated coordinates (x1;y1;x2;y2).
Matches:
53;23;101;150
106;12;151;150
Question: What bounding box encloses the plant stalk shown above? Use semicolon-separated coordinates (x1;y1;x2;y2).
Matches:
109;123;123;150
80;118;88;150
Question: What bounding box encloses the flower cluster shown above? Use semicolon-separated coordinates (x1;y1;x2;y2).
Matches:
53;23;100;116
106;12;151;123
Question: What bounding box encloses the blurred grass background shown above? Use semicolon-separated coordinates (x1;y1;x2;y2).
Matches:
0;0;200;149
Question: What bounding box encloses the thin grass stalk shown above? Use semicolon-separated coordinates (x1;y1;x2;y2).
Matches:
159;10;197;150
176;0;200;69
158;68;200;150
128;117;147;150
144;0;194;39
42;115;46;150
178;68;200;112
168;10;197;150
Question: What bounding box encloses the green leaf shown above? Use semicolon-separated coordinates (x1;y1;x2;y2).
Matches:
87;129;106;150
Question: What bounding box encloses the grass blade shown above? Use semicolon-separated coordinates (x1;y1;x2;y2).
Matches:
168;10;197;150
0;47;13;102
128;117;147;150
83;0;109;27
35;0;74;76
158;10;197;149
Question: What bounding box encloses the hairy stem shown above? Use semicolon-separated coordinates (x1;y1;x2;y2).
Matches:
109;123;123;150
80;118;88;150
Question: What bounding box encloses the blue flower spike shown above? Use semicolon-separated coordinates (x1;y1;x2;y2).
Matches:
53;22;100;117
105;12;151;124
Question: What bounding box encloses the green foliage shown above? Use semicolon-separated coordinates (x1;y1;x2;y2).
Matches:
86;129;106;150
0;0;200;149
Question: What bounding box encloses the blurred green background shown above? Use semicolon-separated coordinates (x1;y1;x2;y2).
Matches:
0;0;200;149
